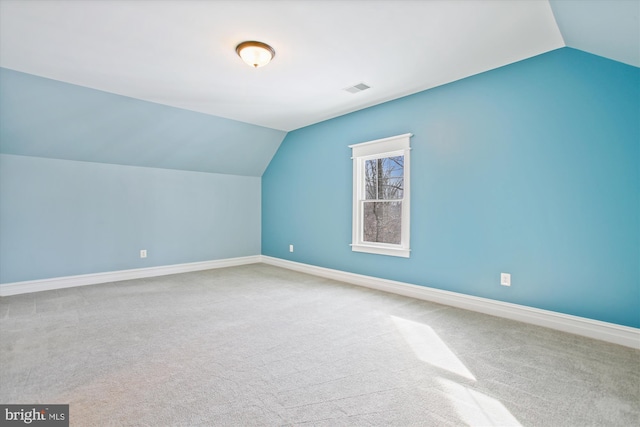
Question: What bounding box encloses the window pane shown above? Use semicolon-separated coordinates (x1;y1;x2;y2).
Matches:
365;156;403;200
363;201;402;244
365;159;378;199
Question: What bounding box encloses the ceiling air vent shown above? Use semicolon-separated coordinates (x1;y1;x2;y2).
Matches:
344;83;371;94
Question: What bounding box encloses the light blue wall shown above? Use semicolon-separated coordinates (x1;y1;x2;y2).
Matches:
0;154;261;283
0;68;286;177
262;48;640;328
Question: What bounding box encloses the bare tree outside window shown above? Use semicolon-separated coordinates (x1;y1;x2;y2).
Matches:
363;156;404;244
350;133;411;257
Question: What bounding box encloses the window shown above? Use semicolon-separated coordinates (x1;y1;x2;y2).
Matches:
350;133;411;257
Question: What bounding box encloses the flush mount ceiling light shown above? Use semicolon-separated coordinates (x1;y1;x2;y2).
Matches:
236;41;275;68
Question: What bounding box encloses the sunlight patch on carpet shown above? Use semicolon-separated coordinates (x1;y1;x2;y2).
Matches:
437;378;522;426
391;315;476;381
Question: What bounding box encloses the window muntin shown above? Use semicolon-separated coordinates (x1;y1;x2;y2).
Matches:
365;156;404;200
350;134;411;257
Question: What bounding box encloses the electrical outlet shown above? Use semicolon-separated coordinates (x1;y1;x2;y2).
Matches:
500;273;511;287
289;244;294;253
140;249;147;258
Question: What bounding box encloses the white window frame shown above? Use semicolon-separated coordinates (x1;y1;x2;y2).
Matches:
350;133;412;258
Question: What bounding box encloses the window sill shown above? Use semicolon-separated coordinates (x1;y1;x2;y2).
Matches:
351;244;410;258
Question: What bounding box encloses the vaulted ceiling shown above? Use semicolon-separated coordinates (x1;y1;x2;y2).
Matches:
0;0;638;175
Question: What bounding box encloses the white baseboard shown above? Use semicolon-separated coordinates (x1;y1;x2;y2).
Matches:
0;255;261;297
3;254;637;349
260;256;640;349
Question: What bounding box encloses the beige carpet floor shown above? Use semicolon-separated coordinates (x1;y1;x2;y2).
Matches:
1;263;638;426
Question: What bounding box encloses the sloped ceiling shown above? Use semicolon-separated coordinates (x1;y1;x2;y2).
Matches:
0;68;286;177
550;0;639;67
0;0;637;176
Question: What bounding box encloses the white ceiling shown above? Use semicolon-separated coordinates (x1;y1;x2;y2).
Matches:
0;0;637;132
